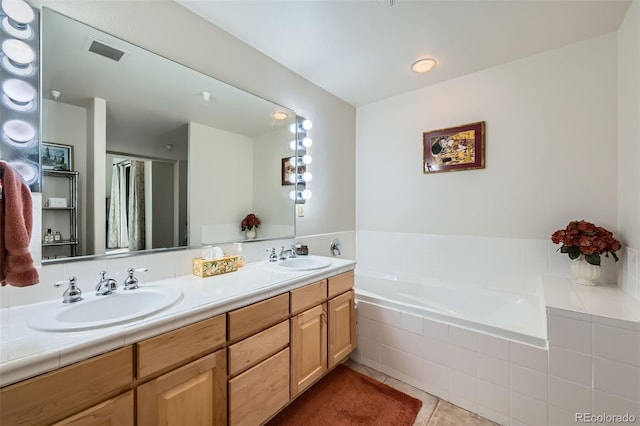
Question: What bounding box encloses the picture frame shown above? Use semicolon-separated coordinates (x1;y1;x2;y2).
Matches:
281;157;306;186
41;142;73;171
423;121;485;174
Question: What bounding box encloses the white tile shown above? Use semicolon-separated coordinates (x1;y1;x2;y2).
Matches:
448;344;477;377
477;379;509;416
548;313;592;354
594;357;640;401
593;390;640;419
548;375;591;412
478;354;509;388
548;405;579;426
421;335;450;366
358;336;380;367
62;259;110;291
380;344;424;382
449;326;477;350
359;302;402;327
449;369;477;402
400;312;423;335
380;324;424;357
357;317;380;342
511;391;547;426
511;341;548;372
423;318;448;341
593;315;640;332
449;393;477;415
423;359;449;392
593;323;640;366
477;333;510;360
477;405;509;426
549;344;592;386
511;363;547;402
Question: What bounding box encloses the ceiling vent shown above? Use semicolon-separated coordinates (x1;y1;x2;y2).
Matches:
88;39;127;62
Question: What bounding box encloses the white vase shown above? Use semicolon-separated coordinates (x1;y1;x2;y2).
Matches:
570;256;601;286
245;228;257;240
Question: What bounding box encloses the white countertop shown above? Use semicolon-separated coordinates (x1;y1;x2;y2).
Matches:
541;274;640;330
0;257;356;387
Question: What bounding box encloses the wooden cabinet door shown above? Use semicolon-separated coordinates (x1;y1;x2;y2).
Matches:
137;349;226;426
327;290;356;369
53;391;134;426
229;348;290;426
290;303;327;397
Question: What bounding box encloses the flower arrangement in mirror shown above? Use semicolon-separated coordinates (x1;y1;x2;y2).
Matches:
241;213;261;239
551;220;621;265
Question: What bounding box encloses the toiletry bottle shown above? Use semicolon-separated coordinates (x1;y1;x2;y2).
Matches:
54;231;62;242
234;242;246;267
45;228;53;243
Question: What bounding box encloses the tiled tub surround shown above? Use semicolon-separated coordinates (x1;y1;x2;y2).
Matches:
352;275;640;426
622;247;640;301
0;256;356;387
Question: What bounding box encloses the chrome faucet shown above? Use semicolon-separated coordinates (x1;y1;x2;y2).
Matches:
54;277;83;303
330;239;341;256
279;245;297;260
123;267;147;290
95;271;117;296
266;248;279;262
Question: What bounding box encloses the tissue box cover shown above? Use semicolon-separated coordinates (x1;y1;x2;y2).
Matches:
46;197;68;208
193;255;239;278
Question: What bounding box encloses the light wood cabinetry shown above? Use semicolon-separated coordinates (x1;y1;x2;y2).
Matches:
1;268;356;425
290;303;327;397
0;346;133;425
52;391;134;426
137;349;227;426
328;289;357;369
229;348;290;426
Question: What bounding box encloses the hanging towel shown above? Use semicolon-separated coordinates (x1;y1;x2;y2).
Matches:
0;161;39;287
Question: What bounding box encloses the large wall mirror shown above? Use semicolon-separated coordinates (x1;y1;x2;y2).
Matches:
40;8;296;262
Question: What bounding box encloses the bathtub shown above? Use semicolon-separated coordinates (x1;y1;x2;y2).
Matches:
355;272;547;347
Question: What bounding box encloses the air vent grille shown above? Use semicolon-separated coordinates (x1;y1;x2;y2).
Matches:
88;40;126;62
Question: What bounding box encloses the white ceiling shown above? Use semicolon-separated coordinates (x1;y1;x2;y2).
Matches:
177;0;632;107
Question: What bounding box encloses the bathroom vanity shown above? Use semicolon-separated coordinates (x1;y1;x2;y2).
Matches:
0;259;356;425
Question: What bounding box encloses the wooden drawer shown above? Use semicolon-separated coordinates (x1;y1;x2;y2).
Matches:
137;314;226;379
228;293;289;341
328;270;354;298
229;348;290;426
0;346;133;425
228;320;289;376
52;390;134;425
290;280;327;314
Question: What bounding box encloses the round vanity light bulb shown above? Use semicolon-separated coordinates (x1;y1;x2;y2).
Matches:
302;190;312;200
302;137;313;148
289;190;296;200
289;124;297;134
302;154;312;165
289;156;297;166
288;173;297;184
290;140;297;150
302;172;313;182
302;119;313;130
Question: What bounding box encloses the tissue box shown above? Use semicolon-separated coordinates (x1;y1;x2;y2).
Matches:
45;197;68;208
193;255;239;278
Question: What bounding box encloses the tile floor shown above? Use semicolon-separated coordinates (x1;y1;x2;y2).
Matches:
344;359;499;426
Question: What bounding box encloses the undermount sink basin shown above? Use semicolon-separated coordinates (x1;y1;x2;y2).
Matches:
277;256;331;271
28;286;183;332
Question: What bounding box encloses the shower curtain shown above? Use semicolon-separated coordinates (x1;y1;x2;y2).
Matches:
106;160;145;250
107;163;128;248
127;160;145;251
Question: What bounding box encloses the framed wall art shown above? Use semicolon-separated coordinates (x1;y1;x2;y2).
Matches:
41;142;73;171
423;121;485;174
281;157;306;186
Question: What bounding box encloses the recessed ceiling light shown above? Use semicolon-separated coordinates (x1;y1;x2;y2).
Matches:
411;58;437;73
272;111;288;120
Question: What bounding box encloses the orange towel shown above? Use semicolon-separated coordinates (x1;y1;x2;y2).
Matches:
0;161;39;287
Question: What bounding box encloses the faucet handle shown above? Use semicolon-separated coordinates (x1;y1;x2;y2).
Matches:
55;277;83;303
123;267;147;290
266;248;278;262
96;271;117;295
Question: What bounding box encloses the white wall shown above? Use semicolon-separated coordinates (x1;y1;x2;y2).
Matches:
618;0;640;299
86;98;107;255
356;34;618;241
188;122;253;245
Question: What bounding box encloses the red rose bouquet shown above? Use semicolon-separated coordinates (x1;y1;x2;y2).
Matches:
240;213;261;231
551;220;621;266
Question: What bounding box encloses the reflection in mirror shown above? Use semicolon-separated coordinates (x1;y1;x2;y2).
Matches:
41;8;296;262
